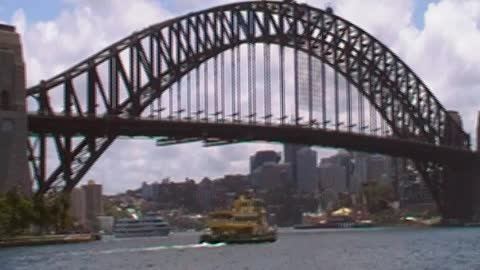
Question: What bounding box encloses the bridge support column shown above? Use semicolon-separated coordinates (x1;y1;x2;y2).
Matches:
442;158;480;223
0;24;31;196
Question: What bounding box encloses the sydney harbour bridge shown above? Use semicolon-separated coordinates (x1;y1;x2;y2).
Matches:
10;1;480;221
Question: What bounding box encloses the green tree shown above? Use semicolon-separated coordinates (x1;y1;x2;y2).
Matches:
44;193;73;233
31;195;53;234
362;182;394;214
0;190;78;237
0;196;10;236
0;189;34;237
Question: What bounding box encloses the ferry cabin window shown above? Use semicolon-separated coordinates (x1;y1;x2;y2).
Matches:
234;216;257;222
1;90;9;110
210;213;232;219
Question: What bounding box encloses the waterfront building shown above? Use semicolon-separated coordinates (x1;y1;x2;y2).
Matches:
82;180;104;231
0;24;31;196
69;188;86;227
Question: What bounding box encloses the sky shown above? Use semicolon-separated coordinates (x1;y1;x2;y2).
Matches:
1;0;479;194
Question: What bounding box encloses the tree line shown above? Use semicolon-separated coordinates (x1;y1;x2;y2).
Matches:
0;188;71;238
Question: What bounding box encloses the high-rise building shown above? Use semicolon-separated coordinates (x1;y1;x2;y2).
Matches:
318;153;351;194
283;144;311;188
367;155;389;183
250;150;281;173
141;182;153;200
296;147;318;194
320;151;392;194
284;144;304;164
196;178;214;212
351;152;369;191
82;180;103;231
69;188;86;227
0;24;31;196
318;162;347;194
250;163;292;190
141;182;162;201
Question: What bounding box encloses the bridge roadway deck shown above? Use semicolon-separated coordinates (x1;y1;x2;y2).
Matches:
28;114;479;165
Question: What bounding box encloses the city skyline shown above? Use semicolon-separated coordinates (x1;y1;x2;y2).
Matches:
2;0;479;194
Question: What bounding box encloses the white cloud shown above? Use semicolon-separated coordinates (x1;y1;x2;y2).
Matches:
10;0;480;193
395;0;480;142
16;0;172;86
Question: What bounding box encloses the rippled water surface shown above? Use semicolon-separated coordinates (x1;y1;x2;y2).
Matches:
2;227;480;270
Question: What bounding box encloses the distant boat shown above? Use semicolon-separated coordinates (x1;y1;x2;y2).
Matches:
113;216;170;238
294;207;375;230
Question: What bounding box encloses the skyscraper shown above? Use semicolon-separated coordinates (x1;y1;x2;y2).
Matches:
296;147;318;194
196;178;214;212
250;150;281;173
0;24;31;196
318;161;347;194
250;163;292;190
283;144;305;187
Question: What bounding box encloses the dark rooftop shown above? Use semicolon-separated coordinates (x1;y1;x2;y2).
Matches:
0;24;15;33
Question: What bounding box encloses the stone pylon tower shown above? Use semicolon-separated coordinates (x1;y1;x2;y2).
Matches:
477;111;480;152
0;24;31;196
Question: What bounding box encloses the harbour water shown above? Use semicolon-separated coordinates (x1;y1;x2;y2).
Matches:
2;227;480;270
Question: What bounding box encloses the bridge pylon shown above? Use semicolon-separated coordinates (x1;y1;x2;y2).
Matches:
0;24;31;196
438;112;480;222
441;160;480;222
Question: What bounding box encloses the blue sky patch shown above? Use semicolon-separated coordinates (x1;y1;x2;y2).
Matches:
1;0;440;30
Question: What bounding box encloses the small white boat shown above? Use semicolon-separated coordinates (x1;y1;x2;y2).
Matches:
113;216;170;238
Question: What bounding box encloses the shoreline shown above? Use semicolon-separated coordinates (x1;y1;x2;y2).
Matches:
4;222;480;248
0;233;100;248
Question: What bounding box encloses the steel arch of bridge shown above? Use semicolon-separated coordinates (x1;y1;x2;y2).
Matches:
26;1;474;217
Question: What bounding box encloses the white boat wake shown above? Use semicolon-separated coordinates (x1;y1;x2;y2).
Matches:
95;242;226;255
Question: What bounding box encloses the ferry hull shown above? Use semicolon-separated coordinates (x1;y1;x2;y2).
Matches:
294;223;374;229
113;228;170;238
199;232;277;244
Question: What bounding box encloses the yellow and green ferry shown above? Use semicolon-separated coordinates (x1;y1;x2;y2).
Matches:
199;195;277;244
